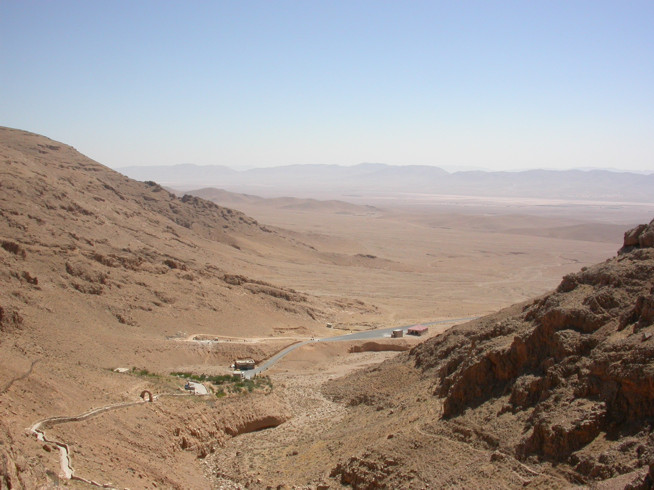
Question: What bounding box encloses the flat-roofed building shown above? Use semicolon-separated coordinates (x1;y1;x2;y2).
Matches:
234;358;256;370
407;325;428;336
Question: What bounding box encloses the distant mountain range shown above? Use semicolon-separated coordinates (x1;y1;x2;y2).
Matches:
116;163;654;203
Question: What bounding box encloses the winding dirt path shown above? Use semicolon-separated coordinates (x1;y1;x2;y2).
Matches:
0;359;38;395
31;399;148;486
29;392;195;488
28;319;472;487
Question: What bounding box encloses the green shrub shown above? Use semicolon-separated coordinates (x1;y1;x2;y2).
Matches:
169;371;272;395
132;367;159;377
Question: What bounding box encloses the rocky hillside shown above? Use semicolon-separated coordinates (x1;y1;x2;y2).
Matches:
2;126;650;488
0;126;341;345
324;220;654;488
0;127;370;487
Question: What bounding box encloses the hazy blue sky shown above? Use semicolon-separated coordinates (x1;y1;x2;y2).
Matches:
1;1;653;171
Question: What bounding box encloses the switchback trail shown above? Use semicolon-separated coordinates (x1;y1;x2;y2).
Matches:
29;392;194;488
28;317;475;485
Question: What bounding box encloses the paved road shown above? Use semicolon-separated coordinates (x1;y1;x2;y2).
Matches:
242;317;477;379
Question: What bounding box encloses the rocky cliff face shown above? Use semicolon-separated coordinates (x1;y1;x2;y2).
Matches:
620;218;654;254
410;219;654;482
324;220;654;488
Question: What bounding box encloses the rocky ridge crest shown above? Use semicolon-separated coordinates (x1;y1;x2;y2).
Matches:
413;220;654;483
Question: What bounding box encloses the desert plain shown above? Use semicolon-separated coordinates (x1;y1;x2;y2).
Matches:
2;127;654;488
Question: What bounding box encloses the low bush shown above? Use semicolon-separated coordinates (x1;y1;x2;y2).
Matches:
171;372;272;395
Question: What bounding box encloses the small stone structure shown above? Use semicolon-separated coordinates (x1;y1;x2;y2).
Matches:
234;358;256;370
140;390;153;402
391;329;404;338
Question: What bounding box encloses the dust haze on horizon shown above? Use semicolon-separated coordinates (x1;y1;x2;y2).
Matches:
1;1;653;174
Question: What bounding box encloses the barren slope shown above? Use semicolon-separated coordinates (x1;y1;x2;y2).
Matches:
0;127;364;488
2;127;650;488
0;127;341;338
189;187;380;215
315;220;654;488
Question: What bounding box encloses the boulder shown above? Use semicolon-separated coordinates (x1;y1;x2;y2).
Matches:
620;220;654;254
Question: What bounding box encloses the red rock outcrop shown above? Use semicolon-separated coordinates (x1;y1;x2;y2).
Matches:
408;220;654;481
619;218;654;254
0;422;47;489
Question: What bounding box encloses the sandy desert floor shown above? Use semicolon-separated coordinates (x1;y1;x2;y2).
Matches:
211;194;642;325
4;128;654;488
5;158;654;488
154;196;648;488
